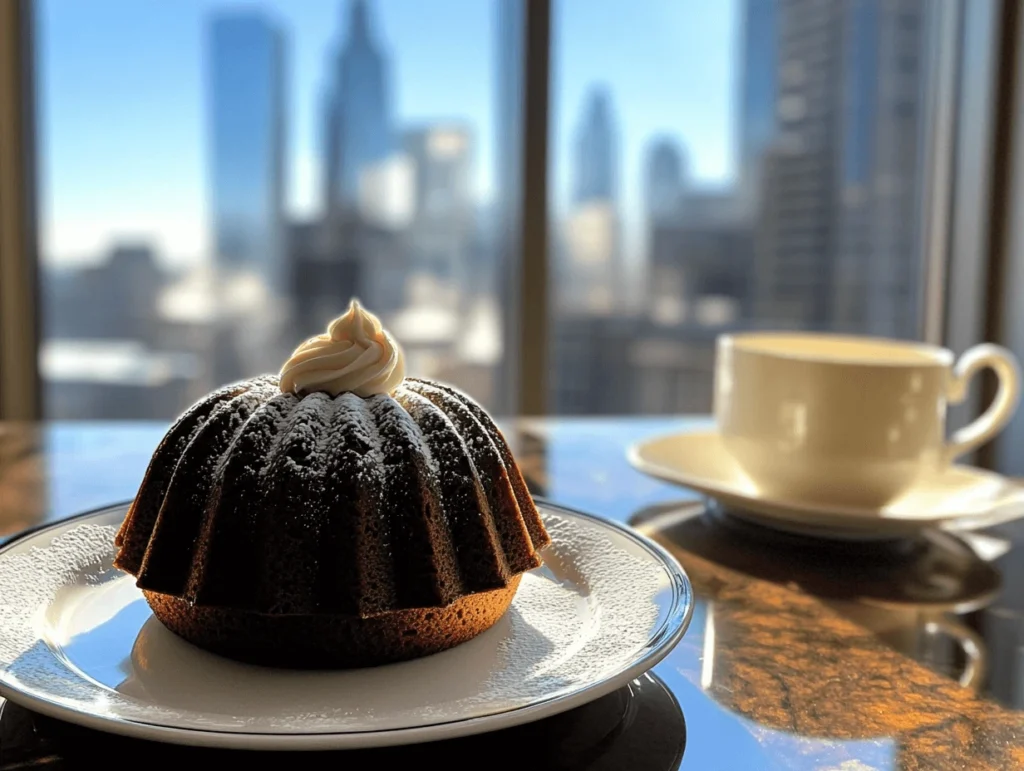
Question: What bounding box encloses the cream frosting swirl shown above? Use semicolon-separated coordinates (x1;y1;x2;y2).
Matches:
279;300;406;397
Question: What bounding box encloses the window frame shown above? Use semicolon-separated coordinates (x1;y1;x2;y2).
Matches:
510;0;552;417
938;0;1016;467
991;0;1024;473
0;0;41;421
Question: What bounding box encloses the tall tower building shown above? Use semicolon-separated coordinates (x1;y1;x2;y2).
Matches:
644;137;687;224
831;0;881;333
853;0;925;338
738;0;780;208
752;0;846;329
323;0;395;214
751;0;926;336
403;124;474;284
563;86;622;314
573;87;618;205
208;11;286;294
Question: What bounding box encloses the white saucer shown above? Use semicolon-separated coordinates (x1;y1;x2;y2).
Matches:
628;430;1024;540
0;501;692;750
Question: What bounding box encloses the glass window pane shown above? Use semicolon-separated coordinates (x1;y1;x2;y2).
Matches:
36;0;510;418
550;0;932;414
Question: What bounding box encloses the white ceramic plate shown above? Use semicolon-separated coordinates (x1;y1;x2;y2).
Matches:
0;501;692;750
628;430;1024;540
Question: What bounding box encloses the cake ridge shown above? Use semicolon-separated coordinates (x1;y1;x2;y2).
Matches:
254;391;333;614
113;379;262;559
187;392;300;609
316;391;386;615
399;380;541;574
405;377;549;550
368;393;466;610
254;392;301;478
336;393;399;615
240;391;319;611
399;388;510;590
115;406;216;568
133;387;267;595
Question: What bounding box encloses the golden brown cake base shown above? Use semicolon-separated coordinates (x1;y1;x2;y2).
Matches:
142;575;521;669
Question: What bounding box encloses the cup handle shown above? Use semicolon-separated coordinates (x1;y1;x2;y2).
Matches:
945;344;1022;464
923;617;987;691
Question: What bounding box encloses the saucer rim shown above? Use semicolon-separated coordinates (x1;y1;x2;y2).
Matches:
627;428;1024;530
0;500;694;750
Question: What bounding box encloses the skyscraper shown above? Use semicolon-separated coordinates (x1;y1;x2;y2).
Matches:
562;86;622;314
752;0;845;329
738;0;780;183
323;0;395;214
831;0;880;332
851;0;925;338
208;11;286;293
573;87;618;205
751;0;925;336
405;126;473;231
644;137;687;224
403;124;474;284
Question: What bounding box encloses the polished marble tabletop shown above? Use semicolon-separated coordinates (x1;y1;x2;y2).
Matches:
1;418;1024;770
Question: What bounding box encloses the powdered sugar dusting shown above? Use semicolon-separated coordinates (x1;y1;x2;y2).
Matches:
397;389;473;485
0;524;118;659
401;380;505;493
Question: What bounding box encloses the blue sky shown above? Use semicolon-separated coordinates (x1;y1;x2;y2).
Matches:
37;0;737;268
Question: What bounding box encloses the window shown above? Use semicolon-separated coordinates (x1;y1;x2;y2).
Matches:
993;2;1024;474
35;0;510;418
16;0;982;421
548;0;935;415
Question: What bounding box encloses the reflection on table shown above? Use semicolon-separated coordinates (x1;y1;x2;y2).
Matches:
0;673;686;770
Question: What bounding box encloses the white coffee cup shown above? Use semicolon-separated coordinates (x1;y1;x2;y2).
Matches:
713;333;1021;509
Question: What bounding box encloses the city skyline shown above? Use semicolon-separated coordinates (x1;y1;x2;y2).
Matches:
36;0;738;269
37;0;931;423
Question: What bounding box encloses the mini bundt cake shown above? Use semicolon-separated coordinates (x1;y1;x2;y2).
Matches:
114;300;550;668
